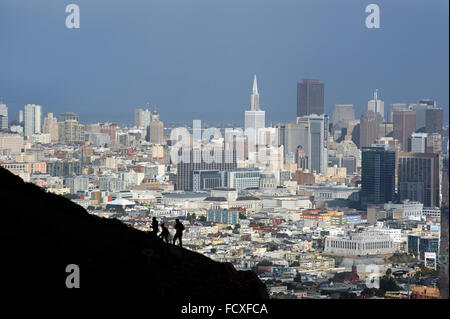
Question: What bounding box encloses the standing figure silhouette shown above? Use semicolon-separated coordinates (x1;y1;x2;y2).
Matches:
159;223;169;243
173;219;185;247
151;217;159;236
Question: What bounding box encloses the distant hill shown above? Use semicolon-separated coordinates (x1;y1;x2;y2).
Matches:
0;167;268;300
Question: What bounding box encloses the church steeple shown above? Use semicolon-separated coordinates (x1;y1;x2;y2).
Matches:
250;75;260;111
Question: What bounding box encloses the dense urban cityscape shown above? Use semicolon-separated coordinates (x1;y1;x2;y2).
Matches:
0;75;448;299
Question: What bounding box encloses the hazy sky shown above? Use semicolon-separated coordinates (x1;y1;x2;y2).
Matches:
0;0;448;126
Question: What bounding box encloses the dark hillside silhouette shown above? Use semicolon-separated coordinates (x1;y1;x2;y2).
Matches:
0;167;268;300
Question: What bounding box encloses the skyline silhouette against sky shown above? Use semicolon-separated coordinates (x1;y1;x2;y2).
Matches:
0;0;448;125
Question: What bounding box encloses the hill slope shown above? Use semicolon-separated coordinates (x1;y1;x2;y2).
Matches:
0;167;268;300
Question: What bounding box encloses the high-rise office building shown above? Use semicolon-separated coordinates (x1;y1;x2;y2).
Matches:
359;110;378;148
244;75;265;152
147;110;164;144
361;145;396;206
409;103;429;131
425;108;443;135
308;114;328;174
393;109;416;152
276;122;309;163
332;104;355;138
0;103;8;131
297;79;324;117
368;90;384;121
411;132;428;153
134;108;151;129
43;113;59;143
19;110;23;124
398;152;440;208
388;103;406;123
24;104;42;137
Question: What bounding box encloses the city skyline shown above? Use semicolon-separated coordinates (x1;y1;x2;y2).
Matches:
0;0;448;303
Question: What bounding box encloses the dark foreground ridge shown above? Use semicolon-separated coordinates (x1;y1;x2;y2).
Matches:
0;167;268;300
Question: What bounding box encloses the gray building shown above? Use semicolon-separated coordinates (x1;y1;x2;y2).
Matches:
398;152;440;208
276;122;309;163
332;104;355;139
99;176;125;192
308;114;328;174
409;103;429;131
47;160;82;178
425;108;443;135
65;176;89;194
297;79;324;117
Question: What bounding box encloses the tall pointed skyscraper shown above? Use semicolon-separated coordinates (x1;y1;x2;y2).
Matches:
245;75;265;159
250;75;260;111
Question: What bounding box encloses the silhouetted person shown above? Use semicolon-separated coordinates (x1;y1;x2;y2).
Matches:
159;223;169;243
173;219;184;247
152;217;159;236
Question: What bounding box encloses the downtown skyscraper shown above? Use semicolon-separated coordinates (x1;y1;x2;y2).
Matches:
359;110;378;148
297;79;324;117
393;109;416;152
332;104;355;139
24;104;42;137
367;89;384;121
307;114;328;174
134;108;151;130
244;75;265;154
398;152;440;208
361;145;396;206
147;110;164;144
